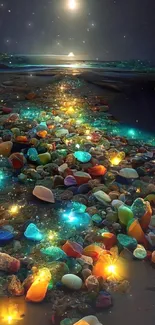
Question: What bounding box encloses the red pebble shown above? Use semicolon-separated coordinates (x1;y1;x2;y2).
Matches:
88;165;107;177
9;152;25;169
2;107;12;114
62;240;83;258
101;233;117;250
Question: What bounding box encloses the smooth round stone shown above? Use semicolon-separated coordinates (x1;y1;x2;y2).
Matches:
117;234;137;251
94;190;111;203
38;152;51;165
61;274;82;290
0;230;14;245
55;128;69;137
111;200;125;209
33;185;55;203
118;205;134;225
0;141;13;157
58;163;68;173
119;168;139;179
88;165;107;177
133;247;147;259
68;186;78;195
74;151;91;163
78;184;91;194
73;171;91;185
64;175;77;186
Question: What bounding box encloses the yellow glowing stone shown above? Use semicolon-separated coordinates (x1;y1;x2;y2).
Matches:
9;205;19;215
107;264;116;275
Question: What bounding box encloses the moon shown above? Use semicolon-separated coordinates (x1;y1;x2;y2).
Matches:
68;0;76;10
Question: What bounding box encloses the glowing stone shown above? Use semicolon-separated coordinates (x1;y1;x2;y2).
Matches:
72;201;86;213
118;205;134;226
20;107;39;120
63;211;91;230
74;151;92;163
108;150;125;166
0;230;14;245
83;244;104;261
26;267;51;302
33;185;55;203
88;165;107;176
41;246;67;260
117;234;137;250
62;240;83;258
27;148;38;161
24;223;43;241
127;219;148;248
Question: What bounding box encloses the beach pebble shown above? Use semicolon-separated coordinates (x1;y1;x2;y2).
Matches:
33;185;55;203
119;168;139;179
0;141;13;157
7;275;24;296
94;190;111;203
61;274;82;290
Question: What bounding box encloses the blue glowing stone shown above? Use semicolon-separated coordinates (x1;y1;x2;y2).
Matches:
74;151;91;163
24;223;43;241
27;148;38;161
41;246;67;260
63;211;91;230
0;230;14;245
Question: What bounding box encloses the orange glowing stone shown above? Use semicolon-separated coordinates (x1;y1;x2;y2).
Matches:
88;165;107;177
26;268;51;302
83;244;104;261
140;201;152;231
127;219;148;248
16;136;28;142
37;130;47;138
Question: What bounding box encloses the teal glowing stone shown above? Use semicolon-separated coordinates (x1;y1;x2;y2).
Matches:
63;211;91;230
74;151;91;163
27;148;38;161
72;201;86;213
20;107;39;120
24;223;43;241
41;246;67;260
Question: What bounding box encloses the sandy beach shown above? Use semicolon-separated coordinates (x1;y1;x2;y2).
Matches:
0;67;155;325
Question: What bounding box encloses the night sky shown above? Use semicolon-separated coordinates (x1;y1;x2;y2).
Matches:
0;0;155;61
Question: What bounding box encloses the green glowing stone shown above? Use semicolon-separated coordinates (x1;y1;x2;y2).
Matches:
118;205;134;226
72;201;86;213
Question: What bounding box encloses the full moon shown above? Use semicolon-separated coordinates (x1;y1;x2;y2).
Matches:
68;0;76;10
68;52;75;57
